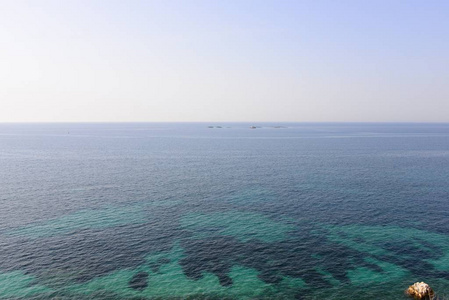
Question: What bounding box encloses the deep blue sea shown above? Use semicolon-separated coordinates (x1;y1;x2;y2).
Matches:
1;123;448;299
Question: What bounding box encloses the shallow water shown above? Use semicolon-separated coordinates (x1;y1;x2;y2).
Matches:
1;123;449;299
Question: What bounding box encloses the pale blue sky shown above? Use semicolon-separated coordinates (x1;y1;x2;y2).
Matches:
1;0;448;122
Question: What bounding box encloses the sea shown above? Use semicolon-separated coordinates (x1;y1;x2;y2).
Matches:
0;123;448;299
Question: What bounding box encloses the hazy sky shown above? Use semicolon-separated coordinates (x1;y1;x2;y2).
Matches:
1;0;448;122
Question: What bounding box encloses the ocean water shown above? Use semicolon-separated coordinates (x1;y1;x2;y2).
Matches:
0;123;448;299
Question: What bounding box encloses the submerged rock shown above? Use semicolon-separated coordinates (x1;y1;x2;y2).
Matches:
218;274;233;286
405;282;434;299
129;272;149;291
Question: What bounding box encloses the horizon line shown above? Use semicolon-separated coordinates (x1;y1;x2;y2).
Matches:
1;121;449;124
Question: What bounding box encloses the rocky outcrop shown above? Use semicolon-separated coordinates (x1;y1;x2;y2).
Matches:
406;282;434;299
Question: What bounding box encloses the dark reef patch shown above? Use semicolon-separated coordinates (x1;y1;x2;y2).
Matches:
128;271;149;291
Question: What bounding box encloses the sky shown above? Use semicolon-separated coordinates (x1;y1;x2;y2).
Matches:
0;0;448;122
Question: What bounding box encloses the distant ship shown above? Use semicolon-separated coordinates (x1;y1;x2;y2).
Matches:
249;126;256;129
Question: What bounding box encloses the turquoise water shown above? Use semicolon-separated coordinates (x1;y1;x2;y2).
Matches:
0;123;448;299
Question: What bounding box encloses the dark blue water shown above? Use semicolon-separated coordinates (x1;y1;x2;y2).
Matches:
1;123;448;299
